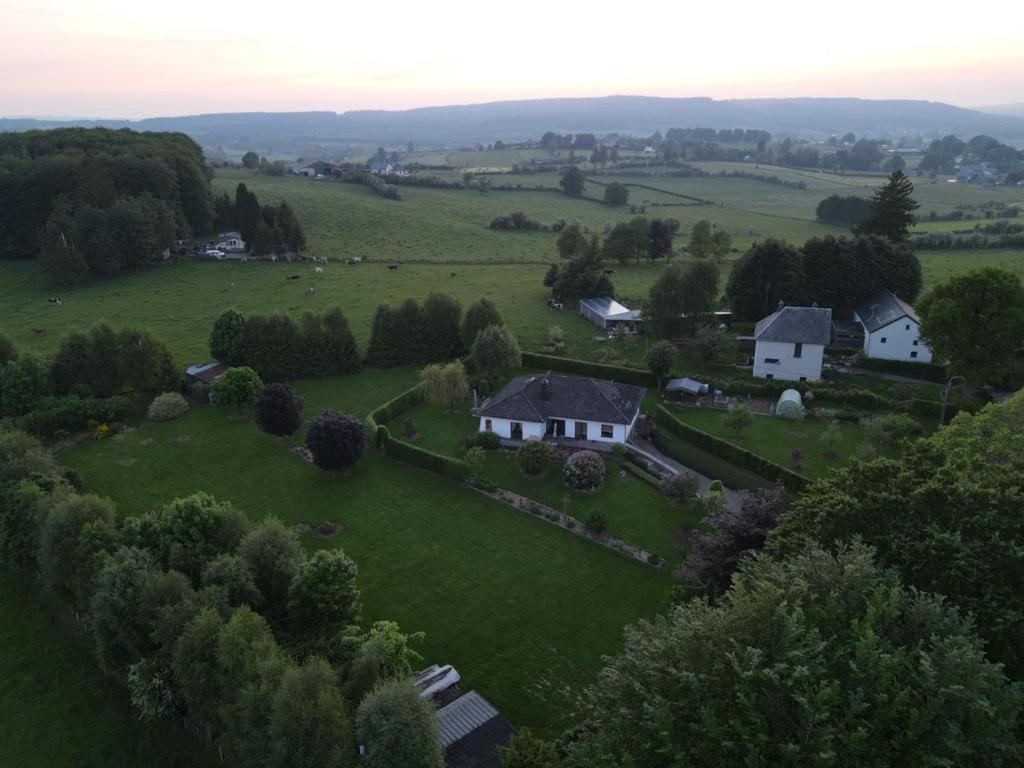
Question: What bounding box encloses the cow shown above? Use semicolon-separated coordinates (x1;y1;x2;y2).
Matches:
345;257;362;266
32;328;46;336
387;265;399;271
550;302;563;312
603;269;616;275
449;272;457;277
228;282;235;291
48;297;61;305
305;287;316;296
287;275;301;281
314;267;324;275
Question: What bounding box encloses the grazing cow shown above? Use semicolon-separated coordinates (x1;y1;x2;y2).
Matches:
603;269;616;275
48;297;61;305
306;287;316;296
551;302;563;312
287;274;301;281
345;257;361;266
32;328;46;336
314;267;324;275
228;282;235;291
387;265;399;271
450;272;457;277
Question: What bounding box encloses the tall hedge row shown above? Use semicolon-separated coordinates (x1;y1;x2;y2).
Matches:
653;405;808;491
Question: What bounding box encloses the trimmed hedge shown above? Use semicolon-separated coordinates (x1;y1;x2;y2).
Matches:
377;425;469;480
652;431;771;491
620;459;660;488
521;352;657;387
856;357;947;383
653;405;809;491
366;383;469;479
18;395;134;438
807;387;897;411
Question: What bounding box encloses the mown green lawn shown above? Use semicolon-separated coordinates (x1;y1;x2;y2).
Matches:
57;372;672;736
0;574;219;768
668;407;870;480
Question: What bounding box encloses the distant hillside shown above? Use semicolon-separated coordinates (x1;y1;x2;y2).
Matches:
3;96;1024;152
980;103;1024;118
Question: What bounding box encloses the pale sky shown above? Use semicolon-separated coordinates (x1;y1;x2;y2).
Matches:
2;0;1022;118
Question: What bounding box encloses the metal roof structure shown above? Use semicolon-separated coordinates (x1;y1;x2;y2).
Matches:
580;296;642;322
476;374;646;426
665;377;708;395
854;290;920;334
755;305;832;346
436;691;500;748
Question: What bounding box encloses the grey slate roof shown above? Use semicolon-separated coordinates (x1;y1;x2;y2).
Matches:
477;374;645;426
755;306;832;346
855;290;919;333
436;692;516;768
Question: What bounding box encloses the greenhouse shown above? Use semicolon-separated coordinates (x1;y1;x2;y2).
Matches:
775;389;804;419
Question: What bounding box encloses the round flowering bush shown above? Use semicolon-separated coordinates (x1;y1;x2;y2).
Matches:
562;450;605;491
147;392;189;422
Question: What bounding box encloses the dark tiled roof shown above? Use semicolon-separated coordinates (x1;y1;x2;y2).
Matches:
855;290;919;333
477;374;645;425
437;692;516;768
755;306;832;345
185;361;229;384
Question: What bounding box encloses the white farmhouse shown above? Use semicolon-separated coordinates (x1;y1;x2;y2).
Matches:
475;373;645;445
853;290;933;363
753;304;832;382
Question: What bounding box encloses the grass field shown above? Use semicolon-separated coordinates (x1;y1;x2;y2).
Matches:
0;574;219;768
668;407;871;480
55;370;672;736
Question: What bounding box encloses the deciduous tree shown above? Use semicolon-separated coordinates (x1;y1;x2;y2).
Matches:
305;410;368;472
420;362;469;413
471;325;521;381
356;680;444;768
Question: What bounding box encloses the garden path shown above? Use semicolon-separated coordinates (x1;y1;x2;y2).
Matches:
627;437;743;512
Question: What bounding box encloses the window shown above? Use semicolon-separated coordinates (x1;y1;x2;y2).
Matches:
600;424;614;438
484;419;492;432
880;337;887;344
905;324;911;330
910;351;918;359
799;376;807;382
764;357;780;364
913;339;919;346
794;342;803;358
766;374;774;380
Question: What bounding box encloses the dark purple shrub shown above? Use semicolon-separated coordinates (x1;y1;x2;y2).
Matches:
305;410;367;471
254;383;304;436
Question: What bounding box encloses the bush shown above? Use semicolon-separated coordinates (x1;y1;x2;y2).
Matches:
517;440;553;476
17;395;134;438
856;356;946;382
585;509;609;534
147;392;189;422
254;383;304;437
867;413;923;447
212;366;263;411
466;430;501;450
563;450;606;490
658;473;700;502
610;442;627;456
305;410;368;471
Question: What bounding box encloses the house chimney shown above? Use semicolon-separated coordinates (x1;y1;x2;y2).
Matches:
541;378;550;401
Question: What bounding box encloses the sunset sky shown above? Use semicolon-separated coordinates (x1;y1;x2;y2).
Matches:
2;0;1022;118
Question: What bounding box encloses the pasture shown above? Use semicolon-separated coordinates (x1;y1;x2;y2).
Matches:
56;371;672;734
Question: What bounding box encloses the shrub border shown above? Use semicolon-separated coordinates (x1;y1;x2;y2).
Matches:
520;352;657;388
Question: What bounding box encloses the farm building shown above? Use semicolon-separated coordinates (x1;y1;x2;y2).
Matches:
664;377;709;403
184;361;229;387
435;691;516;768
292;160;343;177
753;304;832;382
579;296;644;333
476;373;646;445
853;290;933;364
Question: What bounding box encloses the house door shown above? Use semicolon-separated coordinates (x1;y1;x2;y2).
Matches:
548;419;566;438
511;422;523;440
575;421;588;440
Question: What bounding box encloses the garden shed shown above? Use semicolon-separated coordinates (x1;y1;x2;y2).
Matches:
664;377;708;403
775;389;804;419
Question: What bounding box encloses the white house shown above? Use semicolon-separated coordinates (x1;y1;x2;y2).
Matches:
753;304;832;382
853;290;933;363
642;146;657;155
476;373;646;445
212;231;246;252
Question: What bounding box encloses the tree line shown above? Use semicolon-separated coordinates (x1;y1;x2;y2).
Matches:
0;432;444;768
0;128;213;281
